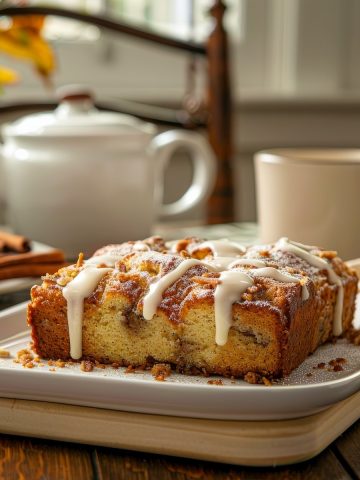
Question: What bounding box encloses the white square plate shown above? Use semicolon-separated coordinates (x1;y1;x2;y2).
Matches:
0;301;359;421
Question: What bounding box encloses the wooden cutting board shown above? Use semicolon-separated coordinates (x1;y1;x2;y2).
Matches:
0;391;359;467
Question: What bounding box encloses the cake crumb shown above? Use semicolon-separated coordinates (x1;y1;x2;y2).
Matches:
0;348;11;358
17;348;30;357
306;372;313;377
49;368;56;372
112;362;121;369
335;357;346;364
94;360;106;369
348;328;360;345
76;252;84;268
333;364;343;372
244;372;261;384
262;377;272;386
80;360;93;372
327;357;346;372
191;276;220;286
207;379;223;386
318;250;337;259
151;363;172;381
314;362;326;370
125;365;136;374
16;348;34;366
242;292;253;302
55;360;65;368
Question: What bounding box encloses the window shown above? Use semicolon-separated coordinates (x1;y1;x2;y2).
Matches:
26;0;243;42
0;0;244;102
1;0;359;102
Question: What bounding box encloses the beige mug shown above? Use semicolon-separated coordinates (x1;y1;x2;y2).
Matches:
254;148;360;260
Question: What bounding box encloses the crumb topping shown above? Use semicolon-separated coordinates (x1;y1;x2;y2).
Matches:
151;363;172;381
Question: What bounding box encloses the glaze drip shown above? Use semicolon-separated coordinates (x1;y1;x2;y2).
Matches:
63;237;335;359
143;259;213;320
275;237;343;334
141;258;306;346
63;266;112;359
86;253;124;267
190;239;246;257
214;271;254;345
251;267;309;301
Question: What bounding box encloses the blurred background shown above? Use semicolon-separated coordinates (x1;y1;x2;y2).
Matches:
1;0;360;224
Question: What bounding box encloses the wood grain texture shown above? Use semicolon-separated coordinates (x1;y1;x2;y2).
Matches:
206;0;235;224
94;446;352;480
334;420;360;479
0;436;353;480
0;435;94;480
0;100;204;129
0;393;359;467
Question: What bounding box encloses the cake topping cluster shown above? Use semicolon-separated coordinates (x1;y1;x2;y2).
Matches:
57;237;345;360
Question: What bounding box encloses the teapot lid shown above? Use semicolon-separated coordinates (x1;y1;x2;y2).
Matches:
3;86;157;138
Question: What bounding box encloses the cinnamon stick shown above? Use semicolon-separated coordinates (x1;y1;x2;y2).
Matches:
0;262;68;281
0;231;30;253
0;249;64;267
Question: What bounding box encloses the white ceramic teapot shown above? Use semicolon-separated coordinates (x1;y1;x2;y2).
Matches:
1;89;216;257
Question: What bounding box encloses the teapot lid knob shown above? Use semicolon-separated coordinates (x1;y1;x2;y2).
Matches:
57;85;94;103
56;85;95;117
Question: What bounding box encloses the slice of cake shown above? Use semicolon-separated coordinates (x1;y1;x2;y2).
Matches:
27;236;358;378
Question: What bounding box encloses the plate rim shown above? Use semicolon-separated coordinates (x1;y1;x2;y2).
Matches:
0;302;359;394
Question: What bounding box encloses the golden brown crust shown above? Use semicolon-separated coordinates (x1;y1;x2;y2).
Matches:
28;237;359;378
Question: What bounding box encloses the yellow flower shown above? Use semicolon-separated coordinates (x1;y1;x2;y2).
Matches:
0;65;19;85
0;15;55;82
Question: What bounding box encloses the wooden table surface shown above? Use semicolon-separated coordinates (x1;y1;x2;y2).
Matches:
0;290;359;480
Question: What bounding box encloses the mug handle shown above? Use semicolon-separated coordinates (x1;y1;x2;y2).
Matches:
149;130;217;217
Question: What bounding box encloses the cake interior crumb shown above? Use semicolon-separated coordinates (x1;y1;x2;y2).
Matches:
207;379;223;386
151;363;172;381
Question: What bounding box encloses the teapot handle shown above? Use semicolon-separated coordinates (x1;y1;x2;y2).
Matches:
149;130;217;217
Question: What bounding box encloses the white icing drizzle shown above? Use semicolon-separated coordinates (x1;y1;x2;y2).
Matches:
251;267;309;301
63;236;324;359
141;255;306;346
229;258;267;269
143;259;212;320
276;238;328;270
132;242;151;252
214;267;308;345
204;256;238;271
200;256;266;272
214;271;254;345
86;252;123;267
63;266;112;359
191;239;246;257
290;240;319;251
275;237;343;335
